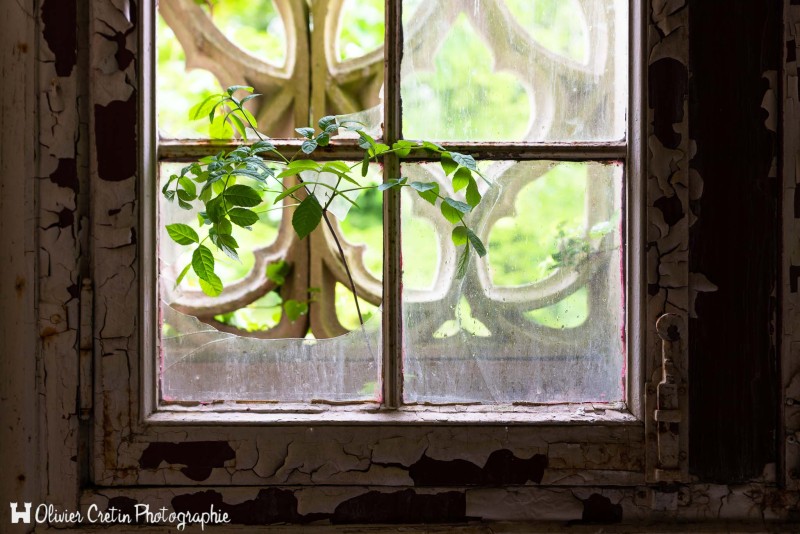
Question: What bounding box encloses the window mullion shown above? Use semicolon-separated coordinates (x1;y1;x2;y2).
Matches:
382;0;403;409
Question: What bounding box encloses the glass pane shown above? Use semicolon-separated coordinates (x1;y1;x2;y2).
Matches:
402;161;624;404
401;0;628;142
158;162;383;402
157;0;386;139
322;0;386;137
336;0;385;61
157;0;289;138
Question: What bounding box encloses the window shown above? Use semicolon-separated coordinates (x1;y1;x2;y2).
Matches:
81;0;677;498
152;0;634;411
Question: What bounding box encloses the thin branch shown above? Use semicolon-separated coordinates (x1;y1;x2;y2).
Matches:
322;211;365;327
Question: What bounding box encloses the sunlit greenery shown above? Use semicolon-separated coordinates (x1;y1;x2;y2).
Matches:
338;0;384;61
505;0;588;63
158;0;615;335
488;163;586;286
402;13;531;141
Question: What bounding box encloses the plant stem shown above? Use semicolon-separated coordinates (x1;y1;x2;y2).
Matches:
236;98;365;330
322;211;365;327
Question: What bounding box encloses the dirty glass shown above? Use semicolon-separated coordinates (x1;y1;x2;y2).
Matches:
157;0;385;139
402;161;625;403
158;163;383;402
401;0;628;142
156;0;630;407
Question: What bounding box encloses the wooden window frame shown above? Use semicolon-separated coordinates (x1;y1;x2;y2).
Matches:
87;0;687;491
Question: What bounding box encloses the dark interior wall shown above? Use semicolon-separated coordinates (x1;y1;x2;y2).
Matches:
689;0;781;482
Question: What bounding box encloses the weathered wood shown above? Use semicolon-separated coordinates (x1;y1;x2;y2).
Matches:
0;0;39;525
688;0;780;482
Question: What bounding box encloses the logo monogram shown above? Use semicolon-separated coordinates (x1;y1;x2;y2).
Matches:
9;502;31;524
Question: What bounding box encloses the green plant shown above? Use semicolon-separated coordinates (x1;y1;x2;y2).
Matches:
162;86;487;326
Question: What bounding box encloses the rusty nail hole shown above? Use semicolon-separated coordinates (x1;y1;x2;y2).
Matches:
787;435;798;445
787;398;797;406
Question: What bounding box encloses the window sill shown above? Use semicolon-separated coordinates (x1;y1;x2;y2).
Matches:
145;402;639;426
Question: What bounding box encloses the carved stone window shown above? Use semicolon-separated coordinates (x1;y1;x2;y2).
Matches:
152;0;634;408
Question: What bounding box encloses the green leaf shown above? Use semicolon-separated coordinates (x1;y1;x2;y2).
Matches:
301;139;318;154
199;273;223;297
466;229;487;257
205;196;225;223
414;181;439;205
449;151;477;171
452;167;471;192
192;245;216;282
236;107;257;128
228;208;259;228
440;201;462;224
177;190;195;203
214;218;233;236
210;113;233;139
266;260;289;285
292;195;323;239
277;160;322;178
378;177;406;191
369;143;390;157
409;181;437;192
440;154;458;176
451;226;468;246
318;115;337;131
226;85;254;95
361;156;369;177
213;233;239;262
456;244;470;279
322;161;351;174
422;140;445;152
226;112;247;139
166;223;199;245
392;140;417;157
188;94;222;121
295;127;315;139
357;131;376;150
174;263;192;286
240;93;262;105
444;197;472;214
251;140;276;154
316;133;330;147
284;299;308;322
178;176;197;197
223;184;262;207
466;177;481;207
274;183;307;203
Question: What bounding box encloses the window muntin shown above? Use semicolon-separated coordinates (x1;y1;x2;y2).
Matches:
155;0;630;407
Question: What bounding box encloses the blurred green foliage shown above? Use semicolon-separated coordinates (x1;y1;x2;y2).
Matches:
158;0;615;333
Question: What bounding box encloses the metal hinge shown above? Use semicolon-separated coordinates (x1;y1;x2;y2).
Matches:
646;313;688;483
79;278;94;420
